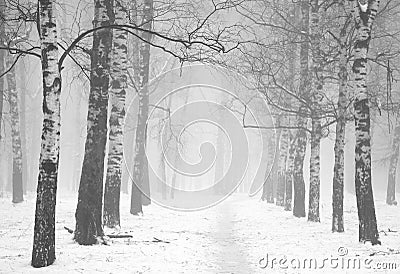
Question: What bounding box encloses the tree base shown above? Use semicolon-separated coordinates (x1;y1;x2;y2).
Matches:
12;198;24;204
386;200;397;206
308;215;320;222
362;239;381;246
266;197;274;204
31;256;55;268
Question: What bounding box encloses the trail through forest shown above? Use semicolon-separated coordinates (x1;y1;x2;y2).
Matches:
212;197;253;273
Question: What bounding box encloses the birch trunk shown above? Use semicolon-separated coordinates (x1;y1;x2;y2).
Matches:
262;132;276;203
0;0;5;157
121;0;140;194
332;2;348;232
72;96;82;192
160;96;173;199
32;0;61;267
103;0;128;229
293;0;309;218
284;7;296;212
130;0;154;214
170;156;178;199
285;132;295;211
276;128;288;207
214;105;226;195
308;0;323;222
19;60;28;195
293;121;307;218
6;54;23;203
140;0;153;207
214;126;226;195
386;117;400;205
170;94;189;199
74;0;113;245
159;146;167;199
351;0;380;245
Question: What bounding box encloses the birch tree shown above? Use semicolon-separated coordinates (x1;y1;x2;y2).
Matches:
276;127;288;207
261;131;276;203
121;0;140;195
0;0;5;146
350;0;380;245
214;123;226;195
32;0;61;267
103;0;128;230
284;12;296;212
308;0;323;223
285;132;295;211
6;53;23;203
130;0;154;215
19;59;28;195
332;1;350;233
386;116;400;205
293;0;309;218
74;0;113;245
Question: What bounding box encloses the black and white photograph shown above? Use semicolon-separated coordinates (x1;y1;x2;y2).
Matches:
0;0;399;273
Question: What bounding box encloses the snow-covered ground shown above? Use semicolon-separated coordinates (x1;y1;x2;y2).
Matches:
0;191;399;273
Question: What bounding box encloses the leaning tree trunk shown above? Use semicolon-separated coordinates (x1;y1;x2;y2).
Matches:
293;0;309;218
332;2;349;232
130;0;154;214
386;117;400;205
351;0;380;245
276;127;288;207
308;0;323;223
103;0;129;230
6;54;23;203
74;0;113;245
32;0;61;267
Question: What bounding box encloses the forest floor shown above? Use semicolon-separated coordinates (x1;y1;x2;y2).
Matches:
0;191;399;273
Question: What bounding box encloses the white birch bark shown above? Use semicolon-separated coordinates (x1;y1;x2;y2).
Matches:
332;0;349;233
131;0;154;214
293;0;309;218
276;127;288;207
350;0;380;244
308;0;323;223
103;0;129;229
386;116;400;205
32;0;61;267
6;54;23;203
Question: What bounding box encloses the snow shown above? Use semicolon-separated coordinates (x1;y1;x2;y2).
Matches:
0;191;399;273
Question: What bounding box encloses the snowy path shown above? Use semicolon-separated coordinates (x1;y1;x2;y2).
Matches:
0;192;399;273
210;198;254;273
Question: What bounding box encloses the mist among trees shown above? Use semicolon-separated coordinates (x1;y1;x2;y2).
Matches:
0;0;399;272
